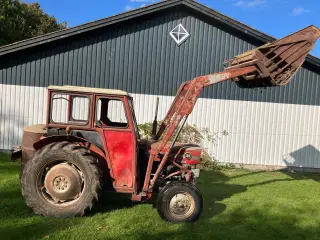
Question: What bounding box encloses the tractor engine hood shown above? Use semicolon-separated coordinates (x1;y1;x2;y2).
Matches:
138;140;202;165
155;142;202;165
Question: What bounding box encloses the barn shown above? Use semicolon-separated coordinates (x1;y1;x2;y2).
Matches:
1;0;320;170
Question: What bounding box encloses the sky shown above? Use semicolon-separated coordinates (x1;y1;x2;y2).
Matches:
29;0;320;58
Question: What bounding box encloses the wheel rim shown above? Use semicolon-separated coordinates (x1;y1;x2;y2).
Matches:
37;162;84;205
168;192;195;219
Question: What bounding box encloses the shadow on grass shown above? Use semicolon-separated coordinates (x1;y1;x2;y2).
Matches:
0;161;66;239
197;169;320;221
0;157;141;239
130;205;320;240
0;218;79;239
119;170;320;240
91;171;248;220
1;155;320;239
89;191;137;216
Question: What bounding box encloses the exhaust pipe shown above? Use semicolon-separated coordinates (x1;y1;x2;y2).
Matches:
151;97;159;140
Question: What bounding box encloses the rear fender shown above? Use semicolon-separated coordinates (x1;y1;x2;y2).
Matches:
33;135;106;159
32;135;113;189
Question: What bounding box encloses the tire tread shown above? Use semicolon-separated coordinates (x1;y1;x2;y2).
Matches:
21;141;102;218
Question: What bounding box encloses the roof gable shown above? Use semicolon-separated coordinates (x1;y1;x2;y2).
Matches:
0;0;319;67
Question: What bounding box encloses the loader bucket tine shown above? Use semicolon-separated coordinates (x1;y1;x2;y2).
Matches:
225;25;320;88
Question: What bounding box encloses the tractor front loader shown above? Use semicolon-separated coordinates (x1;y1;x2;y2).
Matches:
14;25;320;222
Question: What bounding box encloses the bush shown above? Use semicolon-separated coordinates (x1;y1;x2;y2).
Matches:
138;122;220;170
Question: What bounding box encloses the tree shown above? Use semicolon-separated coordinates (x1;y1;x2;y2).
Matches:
0;0;66;46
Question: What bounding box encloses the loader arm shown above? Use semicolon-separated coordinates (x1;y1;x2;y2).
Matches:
142;66;258;191
142;25;320;191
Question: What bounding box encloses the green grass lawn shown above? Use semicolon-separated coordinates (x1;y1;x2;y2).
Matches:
1;153;320;240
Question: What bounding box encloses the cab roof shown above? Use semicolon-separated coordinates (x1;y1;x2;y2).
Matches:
48;85;129;96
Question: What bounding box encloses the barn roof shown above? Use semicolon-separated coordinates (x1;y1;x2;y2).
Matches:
0;0;319;68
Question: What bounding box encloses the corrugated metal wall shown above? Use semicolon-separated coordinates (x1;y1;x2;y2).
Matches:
1;7;320;168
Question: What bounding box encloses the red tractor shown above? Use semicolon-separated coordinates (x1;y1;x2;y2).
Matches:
15;26;319;222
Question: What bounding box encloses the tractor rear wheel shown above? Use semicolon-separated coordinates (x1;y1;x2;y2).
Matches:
156;181;203;222
21;141;102;218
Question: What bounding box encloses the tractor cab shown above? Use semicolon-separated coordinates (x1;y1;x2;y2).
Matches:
45;85;141;192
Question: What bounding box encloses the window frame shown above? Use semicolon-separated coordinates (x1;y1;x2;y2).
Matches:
69;95;90;123
128;98;140;139
50;92;90;126
95;96;129;129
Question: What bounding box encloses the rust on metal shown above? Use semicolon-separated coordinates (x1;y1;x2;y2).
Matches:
146;26;320;190
145;66;258;190
225;25;320;88
168;192;195;219
19;124;47;171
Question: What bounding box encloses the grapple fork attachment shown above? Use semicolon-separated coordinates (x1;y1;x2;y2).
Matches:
225;25;320;88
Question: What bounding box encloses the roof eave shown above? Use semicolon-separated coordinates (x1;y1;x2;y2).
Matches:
0;0;319;68
0;0;183;57
183;0;320;68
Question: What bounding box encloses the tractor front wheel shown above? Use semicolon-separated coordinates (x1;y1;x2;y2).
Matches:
21;142;102;218
156;181;203;222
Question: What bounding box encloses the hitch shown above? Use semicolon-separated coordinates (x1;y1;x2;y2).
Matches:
11;146;22;162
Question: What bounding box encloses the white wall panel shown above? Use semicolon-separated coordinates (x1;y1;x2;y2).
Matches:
0;84;47;149
1;84;320;169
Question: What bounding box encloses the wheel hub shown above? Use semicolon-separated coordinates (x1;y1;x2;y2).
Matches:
44;163;83;202
53;176;69;192
169;192;195;218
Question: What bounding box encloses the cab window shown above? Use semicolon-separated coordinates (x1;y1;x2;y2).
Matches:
51;93;89;124
96;98;128;128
